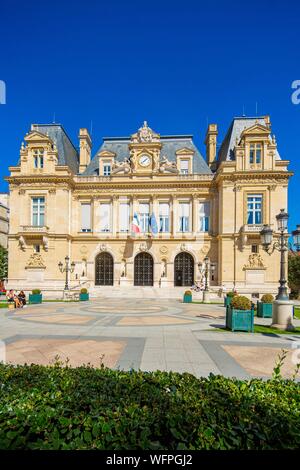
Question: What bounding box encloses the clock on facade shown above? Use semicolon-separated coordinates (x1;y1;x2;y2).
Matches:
139;155;151;167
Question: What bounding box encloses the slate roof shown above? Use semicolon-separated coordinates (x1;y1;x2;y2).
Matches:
83;135;212;175
31;124;79;174
217;116;281;162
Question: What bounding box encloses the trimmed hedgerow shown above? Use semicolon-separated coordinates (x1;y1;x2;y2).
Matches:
261;294;274;303
231;295;252;311
0;362;299;450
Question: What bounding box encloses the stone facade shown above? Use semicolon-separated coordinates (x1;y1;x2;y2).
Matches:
0;193;9;249
6;118;292;297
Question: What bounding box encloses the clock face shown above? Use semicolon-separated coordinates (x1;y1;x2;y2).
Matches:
139;155;151;167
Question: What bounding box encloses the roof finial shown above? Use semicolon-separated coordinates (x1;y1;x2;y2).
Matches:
242;105;246;117
53;112;56;123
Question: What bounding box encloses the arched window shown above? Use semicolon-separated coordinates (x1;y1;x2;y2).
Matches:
134;252;153;286
174;252;194;286
95;252;114;286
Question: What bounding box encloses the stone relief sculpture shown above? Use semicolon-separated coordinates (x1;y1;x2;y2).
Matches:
111;158;131;174
159;156;178;174
160;259;167;278
244;253;266;269
120;259;126;277
26;253;46;269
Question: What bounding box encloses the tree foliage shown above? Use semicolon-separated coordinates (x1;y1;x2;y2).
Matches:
288;253;300;298
0;245;8;280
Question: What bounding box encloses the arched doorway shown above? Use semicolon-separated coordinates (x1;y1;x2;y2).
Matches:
134;252;153;286
174;252;194;286
95;252;114;286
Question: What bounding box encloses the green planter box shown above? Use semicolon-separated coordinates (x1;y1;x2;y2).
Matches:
29;294;42;304
226;306;254;332
224;296;233;307
257;301;273;318
183;294;192;303
79;293;89;301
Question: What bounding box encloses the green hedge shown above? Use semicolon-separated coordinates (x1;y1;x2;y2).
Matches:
0;363;299;450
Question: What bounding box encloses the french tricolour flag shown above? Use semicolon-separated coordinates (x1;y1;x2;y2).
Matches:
131;212;141;235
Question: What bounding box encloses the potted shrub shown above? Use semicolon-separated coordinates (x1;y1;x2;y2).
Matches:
183;290;192;303
257;294;274;318
79;288;89;301
224;290;237;307
29;289;42;304
226;295;254;332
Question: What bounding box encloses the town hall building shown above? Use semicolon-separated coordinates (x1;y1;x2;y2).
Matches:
6;117;292;297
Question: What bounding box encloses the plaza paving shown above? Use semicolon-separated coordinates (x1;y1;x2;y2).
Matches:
1;298;300;379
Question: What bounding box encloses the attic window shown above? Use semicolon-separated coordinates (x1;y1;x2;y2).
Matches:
249;143;262;165
33;148;44;169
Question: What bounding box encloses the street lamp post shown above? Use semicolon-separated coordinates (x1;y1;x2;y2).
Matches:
58;256;75;291
260;209;298;330
203;256;211;303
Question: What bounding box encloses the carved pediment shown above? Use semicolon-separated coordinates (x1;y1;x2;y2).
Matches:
131;121;160;143
98;150;116;158
241;124;270;138
175;147;195;156
24;131;53;144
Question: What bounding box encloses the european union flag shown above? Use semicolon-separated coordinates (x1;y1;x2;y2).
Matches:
149;212;158;235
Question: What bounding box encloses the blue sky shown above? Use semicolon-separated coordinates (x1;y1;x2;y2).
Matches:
0;0;299;231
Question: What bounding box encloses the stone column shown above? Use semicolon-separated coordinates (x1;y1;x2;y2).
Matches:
192;195;198;235
171;195;177;236
112;195;118;237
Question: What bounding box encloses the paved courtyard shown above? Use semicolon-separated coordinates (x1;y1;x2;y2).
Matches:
1;298;300;379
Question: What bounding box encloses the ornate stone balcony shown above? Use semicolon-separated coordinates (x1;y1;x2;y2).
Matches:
242;224;263;233
21;225;49;234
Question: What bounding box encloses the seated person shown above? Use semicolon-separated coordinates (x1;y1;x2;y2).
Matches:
13;294;22;308
6;289;15;304
18;291;26;307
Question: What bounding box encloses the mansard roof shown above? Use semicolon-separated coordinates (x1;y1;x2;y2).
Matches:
84;135;212;175
31;124;79;173
217;116;281;162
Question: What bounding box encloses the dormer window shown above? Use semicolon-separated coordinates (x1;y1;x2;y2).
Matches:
180;160;189;174
103;162;111;176
33;149;44;169
249;143;262;165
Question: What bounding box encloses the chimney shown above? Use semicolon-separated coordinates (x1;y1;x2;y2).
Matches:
205;123;218;169
78;128;92;173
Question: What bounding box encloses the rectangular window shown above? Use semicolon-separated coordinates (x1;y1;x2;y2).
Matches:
103;164;111;176
199;202;210;232
180;160;189;175
34;245;40;253
100;203;111;232
159;203;170;232
247;195;262;225
33;149;44;168
119;203;130;232
32;197;45;226
251;244;258;253
139;203;150;233
249;143;262;164
81;203;91;232
179;202;190;232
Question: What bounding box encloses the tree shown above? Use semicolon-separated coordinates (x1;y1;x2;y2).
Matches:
288;252;300;298
0;245;8;281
